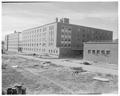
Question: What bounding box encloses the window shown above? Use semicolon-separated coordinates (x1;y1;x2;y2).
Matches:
68;39;71;41
61;32;64;35
65;39;67;41
64;44;67;47
62;26;64;29
56;50;58;53
97;50;100;54
101;50;105;54
68;44;71;47
92;50;95;54
106;50;110;55
68;28;71;31
88;50;91;54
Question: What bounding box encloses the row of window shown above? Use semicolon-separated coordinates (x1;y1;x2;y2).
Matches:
23;43;47;46
24;48;45;52
75;28;111;41
62;26;72;31
23;25;54;35
88;50;111;55
49;49;58;54
23;48;58;54
61;43;71;47
23;33;47;39
22;39;47;44
61;38;71;41
22;38;48;42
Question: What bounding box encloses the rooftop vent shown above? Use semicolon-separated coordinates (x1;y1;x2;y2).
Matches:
60;18;69;24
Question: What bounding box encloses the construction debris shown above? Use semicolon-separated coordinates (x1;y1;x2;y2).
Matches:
3;83;26;95
71;67;87;74
2;54;118;94
93;77;110;82
12;65;18;68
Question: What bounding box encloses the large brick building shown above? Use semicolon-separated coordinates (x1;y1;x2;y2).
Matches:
5;31;22;52
83;41;118;64
21;18;113;58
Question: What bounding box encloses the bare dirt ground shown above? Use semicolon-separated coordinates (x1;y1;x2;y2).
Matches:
2;53;118;94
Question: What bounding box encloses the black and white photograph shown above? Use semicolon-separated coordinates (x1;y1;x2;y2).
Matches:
1;1;118;95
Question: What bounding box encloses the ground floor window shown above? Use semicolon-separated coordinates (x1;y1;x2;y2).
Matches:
87;49;111;56
88;50;91;54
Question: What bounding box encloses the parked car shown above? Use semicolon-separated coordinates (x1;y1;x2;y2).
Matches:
83;62;91;65
42;61;51;64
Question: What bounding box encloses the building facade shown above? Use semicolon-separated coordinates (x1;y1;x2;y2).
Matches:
83;41;118;64
4;35;9;51
22;18;113;58
5;31;22;52
2;41;5;53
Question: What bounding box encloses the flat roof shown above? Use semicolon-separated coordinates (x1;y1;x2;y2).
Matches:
58;22;112;32
22;20;113;32
84;40;118;44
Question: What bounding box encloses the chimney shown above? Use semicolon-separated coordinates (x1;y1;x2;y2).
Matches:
56;17;58;22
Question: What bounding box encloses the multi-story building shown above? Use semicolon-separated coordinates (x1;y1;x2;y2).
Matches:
2;41;5;53
4;35;9;51
83;40;118;64
5;31;22;52
22;18;113;58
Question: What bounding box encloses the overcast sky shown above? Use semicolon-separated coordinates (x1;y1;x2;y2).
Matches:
2;2;118;40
